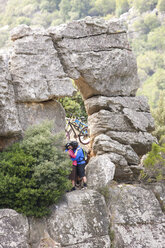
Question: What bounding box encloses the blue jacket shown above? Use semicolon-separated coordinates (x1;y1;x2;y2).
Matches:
65;145;86;165
73;146;86;165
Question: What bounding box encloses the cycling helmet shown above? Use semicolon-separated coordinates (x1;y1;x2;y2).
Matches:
70;141;78;149
65;142;72;150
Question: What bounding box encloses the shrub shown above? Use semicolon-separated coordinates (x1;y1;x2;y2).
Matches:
140;143;165;182
157;0;165;11
0;121;72;217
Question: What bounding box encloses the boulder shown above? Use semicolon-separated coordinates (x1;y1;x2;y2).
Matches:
0;209;29;248
0;190;111;248
49;17;139;99
85;95;150;115
107;184;165;248
106;153;133;182
93;134;140;164
10;25;75;102
16;100;65;133
86;154;115;189
123;108;155;132
88;110;135;137
106;131;157;155
88;108;155;138
46;190;110;247
0;55;21;137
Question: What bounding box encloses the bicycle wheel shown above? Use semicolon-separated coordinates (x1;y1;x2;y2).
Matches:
78;126;90;145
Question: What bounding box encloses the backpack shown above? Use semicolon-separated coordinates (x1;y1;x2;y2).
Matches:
82;148;88;163
76;147;88;163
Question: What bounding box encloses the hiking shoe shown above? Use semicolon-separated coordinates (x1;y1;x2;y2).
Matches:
71;187;76;191
81;183;87;190
83;183;87;187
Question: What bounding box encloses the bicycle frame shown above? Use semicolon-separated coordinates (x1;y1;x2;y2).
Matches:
65;117;90;145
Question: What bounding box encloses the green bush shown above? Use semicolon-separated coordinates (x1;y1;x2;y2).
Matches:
140;143;165;182
132;0;158;13
133;13;160;35
157;0;165;11
116;0;129;16
0;121;72;217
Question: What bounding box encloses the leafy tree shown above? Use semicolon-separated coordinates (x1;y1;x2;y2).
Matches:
147;26;165;50
157;0;165;11
0;121;72;217
137;51;164;77
59;90;87;120
137;69;165;108
152;93;165;144
140;143;165;182
132;0;158;13
116;0;129;16
69;0;92;20
59;0;71;22
133;13;160;35
90;0;116;16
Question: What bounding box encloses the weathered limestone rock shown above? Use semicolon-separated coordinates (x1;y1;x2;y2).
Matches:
144;183;165;211
107;184;165;248
93;134;140;164
106;131;157;155
86;154;115;189
0;190;110;248
0;55;21;136
10;25;75;102
88;108;154;138
49;17;140;100
29;190;110;248
85;95;150;115
0;17;160;247
47;190;110;247
0;209;29;248
16;100;65;133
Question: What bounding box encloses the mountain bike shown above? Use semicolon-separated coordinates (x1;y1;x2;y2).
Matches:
65;117;90;145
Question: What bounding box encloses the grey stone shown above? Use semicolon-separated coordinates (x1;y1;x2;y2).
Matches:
0;209;29;248
88;110;135;138
10;32;75;102
57;49;139;99
16;100;65;133
86;154;115;189
93;134;140;164
49;18;139;99
46;190;110;247
48;16;127;39
85;95;150;115
106;131;157;155
123;108;155;132
107;184;165;248
0;55;21;136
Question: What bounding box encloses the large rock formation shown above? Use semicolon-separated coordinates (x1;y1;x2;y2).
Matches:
1;184;164;248
1;17;155;180
0;17;163;248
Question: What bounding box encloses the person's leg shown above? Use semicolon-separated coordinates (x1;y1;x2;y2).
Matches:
69;166;77;191
77;164;87;188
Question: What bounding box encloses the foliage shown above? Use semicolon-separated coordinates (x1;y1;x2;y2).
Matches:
90;0;116;16
116;0;129;16
152;93;165;144
59;86;87;120
133;13;160;35
147;26;165;50
131;0;158;13
140;143;165;182
157;0;165;11
0;121;72;217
